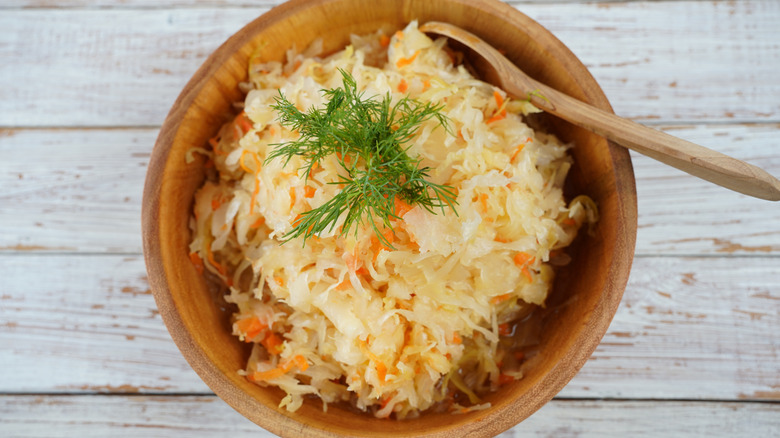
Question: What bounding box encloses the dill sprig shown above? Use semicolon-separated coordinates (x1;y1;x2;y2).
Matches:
267;69;458;246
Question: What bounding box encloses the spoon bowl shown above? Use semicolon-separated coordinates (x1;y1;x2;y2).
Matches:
420;21;780;201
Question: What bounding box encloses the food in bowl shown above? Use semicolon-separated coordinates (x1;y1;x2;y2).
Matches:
186;21;597;419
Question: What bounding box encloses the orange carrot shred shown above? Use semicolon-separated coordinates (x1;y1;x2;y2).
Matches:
250;176;260;215
452;332;462;344
304;186;316;198
250;217;265;229
479;193;489;214
394;30;404;40
393;196;414;218
234;111;253;135
376;361;388;383
189;252;204;275
292;354;309;372
498;374;515;385
398;78;408;93
261;332;284;355
379;34;391;47
499;323;512;336
251;367;286;381
493;90;504;107
490;293;512;304
396;50;419;69
510;144;525;163
206;249;228;277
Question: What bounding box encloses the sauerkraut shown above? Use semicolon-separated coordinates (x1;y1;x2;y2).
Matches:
188;21;597;419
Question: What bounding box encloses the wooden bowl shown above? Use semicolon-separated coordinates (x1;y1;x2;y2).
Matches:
142;0;637;436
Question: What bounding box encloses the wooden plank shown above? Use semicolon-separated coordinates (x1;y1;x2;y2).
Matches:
1;1;778;127
630;123;780;256
0;395;777;437
0;128;151;253
0;0;728;9
1;254;777;400
0;254;210;394
2;125;778;255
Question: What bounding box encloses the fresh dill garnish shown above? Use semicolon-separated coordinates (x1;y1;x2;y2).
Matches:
266;69;458;246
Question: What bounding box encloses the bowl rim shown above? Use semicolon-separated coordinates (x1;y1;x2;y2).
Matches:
142;0;638;436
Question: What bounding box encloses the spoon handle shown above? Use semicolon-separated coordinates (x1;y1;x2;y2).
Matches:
514;74;780;201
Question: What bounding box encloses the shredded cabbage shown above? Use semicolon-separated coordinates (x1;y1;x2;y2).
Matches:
188;21;597;419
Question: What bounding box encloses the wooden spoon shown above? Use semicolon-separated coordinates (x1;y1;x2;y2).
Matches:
420;21;780;201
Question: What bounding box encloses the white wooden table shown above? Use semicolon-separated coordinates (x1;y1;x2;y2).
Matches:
1;1;778;436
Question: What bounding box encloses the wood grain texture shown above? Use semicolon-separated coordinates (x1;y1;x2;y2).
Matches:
142;1;636;435
1;0;778;436
1;1;778;127
1;255;776;400
420;21;780;201
1;125;777;255
0;395;777;437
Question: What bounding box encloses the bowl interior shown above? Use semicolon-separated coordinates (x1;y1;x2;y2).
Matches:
143;0;637;436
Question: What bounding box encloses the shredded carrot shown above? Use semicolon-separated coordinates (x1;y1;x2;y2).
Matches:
498;323;512;336
376;361;388;382
234;111;253;135
239;150;260;174
304;186;316;198
394;30;404;40
394;196;414;218
380;395;393;410
452;332;462;344
209;135;225;156
479;193;489;214
371;227;395;253
261;332;284;355
344;247;362;273
379;34;391;47
211;194;224;211
513;252;535;282
396;50;419;69
562;218;577;226
493;90;503;107
457;129;464;140
250;175;260;215
486;90;507;124
237;317;267;342
397;78;408;93
486;109;506;124
422;79;431;91
189;252;204;275
510;144;525;163
206;246;228;277
289;187;296;208
490;293;512;304
291;354;309;372
274;276;285;287
250;366;287;381
494;236;511;243
250;217;265;229
498;374;515;385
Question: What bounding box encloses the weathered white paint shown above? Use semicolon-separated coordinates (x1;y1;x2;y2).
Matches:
1;125;777;255
1;255;777;399
0;1;778;127
0;395;777;437
1;1;778;437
